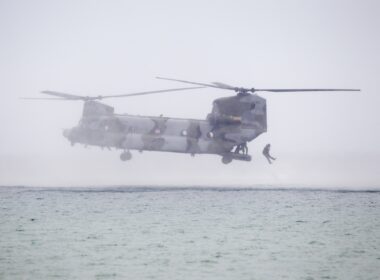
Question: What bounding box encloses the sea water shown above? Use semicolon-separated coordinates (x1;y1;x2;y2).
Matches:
0;187;379;279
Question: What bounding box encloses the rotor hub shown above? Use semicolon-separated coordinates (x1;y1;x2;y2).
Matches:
235;87;252;96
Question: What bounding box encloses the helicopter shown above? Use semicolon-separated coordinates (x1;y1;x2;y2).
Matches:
25;77;360;164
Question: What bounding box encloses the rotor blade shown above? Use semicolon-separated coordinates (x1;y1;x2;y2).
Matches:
212;82;236;90
41;90;85;100
255;88;361;92
21;97;71;100
156;77;233;90
156;77;361;94
100;86;205;99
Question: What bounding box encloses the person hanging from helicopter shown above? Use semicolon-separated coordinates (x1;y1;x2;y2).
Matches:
263;144;276;164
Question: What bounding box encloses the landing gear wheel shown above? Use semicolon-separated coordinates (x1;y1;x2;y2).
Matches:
120;151;132;161
222;155;233;164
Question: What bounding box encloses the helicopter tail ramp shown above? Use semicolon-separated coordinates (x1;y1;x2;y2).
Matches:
82;101;114;117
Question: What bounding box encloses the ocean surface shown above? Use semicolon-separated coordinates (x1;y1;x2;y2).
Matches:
0;186;379;280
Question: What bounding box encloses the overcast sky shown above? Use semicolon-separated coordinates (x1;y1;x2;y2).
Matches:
0;0;379;187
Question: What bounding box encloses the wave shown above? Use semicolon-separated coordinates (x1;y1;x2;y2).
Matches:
1;185;380;193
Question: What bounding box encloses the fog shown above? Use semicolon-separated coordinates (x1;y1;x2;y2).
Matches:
0;0;379;187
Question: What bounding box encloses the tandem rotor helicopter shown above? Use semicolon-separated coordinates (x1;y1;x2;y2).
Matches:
25;77;360;164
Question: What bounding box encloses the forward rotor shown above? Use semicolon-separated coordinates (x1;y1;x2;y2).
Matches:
156;77;361;95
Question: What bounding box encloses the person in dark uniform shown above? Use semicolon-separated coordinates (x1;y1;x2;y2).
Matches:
263;144;276;164
234;142;248;155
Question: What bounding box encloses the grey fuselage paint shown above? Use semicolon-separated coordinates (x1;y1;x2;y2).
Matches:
63;95;267;159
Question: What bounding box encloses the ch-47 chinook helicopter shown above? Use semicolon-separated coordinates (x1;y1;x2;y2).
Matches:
26;77;360;164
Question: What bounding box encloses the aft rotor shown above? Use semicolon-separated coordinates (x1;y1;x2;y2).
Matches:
156;77;360;96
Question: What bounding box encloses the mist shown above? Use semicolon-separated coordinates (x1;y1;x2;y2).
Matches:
0;0;379;188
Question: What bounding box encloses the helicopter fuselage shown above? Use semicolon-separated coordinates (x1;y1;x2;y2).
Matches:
63;95;267;163
31;77;359;164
